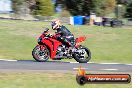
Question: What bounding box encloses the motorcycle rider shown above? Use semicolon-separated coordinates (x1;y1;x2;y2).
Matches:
51;19;75;47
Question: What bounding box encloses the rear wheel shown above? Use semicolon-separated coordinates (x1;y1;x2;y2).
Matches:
73;46;91;63
32;45;50;62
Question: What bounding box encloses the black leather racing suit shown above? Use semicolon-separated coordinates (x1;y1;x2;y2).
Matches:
56;25;75;47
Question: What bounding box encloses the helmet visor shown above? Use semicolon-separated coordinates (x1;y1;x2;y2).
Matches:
51;22;56;27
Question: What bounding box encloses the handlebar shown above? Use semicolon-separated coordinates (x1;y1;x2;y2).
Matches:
43;28;49;33
42;28;61;39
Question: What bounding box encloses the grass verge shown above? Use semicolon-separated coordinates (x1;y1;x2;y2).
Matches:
0;71;131;88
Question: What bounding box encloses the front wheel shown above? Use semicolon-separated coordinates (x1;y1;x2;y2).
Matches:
32;45;50;62
73;46;91;63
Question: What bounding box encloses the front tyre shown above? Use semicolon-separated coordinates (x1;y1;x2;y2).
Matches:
32;45;50;62
73;46;91;63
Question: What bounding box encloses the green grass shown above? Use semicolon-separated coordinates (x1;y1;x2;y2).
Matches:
0;19;132;63
0;72;131;88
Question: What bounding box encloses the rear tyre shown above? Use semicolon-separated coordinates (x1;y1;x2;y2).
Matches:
32;45;50;62
73;46;91;63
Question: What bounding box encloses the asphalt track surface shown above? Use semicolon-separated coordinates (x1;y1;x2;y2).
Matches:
0;60;132;72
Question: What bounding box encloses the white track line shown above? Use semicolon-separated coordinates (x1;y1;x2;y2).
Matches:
70;62;79;63
0;59;17;62
0;59;132;66
100;69;118;71
70;62;132;65
69;62;122;64
70;62;94;63
87;62;95;63
73;68;88;70
73;68;118;71
99;63;121;64
126;64;132;66
70;62;132;66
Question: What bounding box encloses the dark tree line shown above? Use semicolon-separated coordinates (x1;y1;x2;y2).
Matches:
12;0;54;16
126;1;132;17
12;0;132;17
55;0;116;16
63;0;95;16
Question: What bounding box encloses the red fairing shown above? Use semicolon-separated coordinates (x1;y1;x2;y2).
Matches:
76;36;86;43
52;33;61;39
41;37;62;59
75;36;86;48
38;32;87;58
39;33;45;38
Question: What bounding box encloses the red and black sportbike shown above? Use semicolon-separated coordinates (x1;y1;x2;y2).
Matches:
32;28;91;63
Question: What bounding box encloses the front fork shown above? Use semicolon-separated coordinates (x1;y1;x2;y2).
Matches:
36;45;46;51
72;45;84;54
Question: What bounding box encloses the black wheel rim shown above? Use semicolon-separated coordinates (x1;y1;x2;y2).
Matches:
76;48;90;61
34;46;49;61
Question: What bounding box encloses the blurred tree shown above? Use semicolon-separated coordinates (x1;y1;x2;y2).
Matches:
64;0;82;15
60;9;71;17
115;0;132;18
12;0;25;14
115;4;126;19
33;0;54;16
116;0;129;4
27;0;36;11
94;0;116;16
63;0;95;16
56;0;116;16
126;1;132;17
116;0;132;5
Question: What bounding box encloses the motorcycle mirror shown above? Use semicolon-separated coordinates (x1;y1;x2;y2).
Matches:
44;28;49;33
